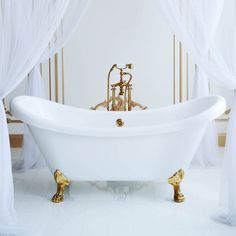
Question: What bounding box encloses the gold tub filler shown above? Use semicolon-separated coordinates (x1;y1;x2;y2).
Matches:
90;64;147;111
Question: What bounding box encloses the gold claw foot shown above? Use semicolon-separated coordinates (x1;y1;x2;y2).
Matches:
168;169;185;203
52;170;70;203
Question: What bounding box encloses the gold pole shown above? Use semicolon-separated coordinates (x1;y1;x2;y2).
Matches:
173;35;176;104
49;58;52;100
179;42;183;102
111;87;116;111
186;53;189;100
54;53;59;102
61;48;65;104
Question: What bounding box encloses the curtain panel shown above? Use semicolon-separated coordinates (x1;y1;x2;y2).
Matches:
15;0;90;172
0;0;70;230
156;0;224;166
156;0;236;226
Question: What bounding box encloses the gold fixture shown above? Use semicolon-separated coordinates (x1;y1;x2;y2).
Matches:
116;118;124;127
91;64;147;111
52;170;70;203
4;102;22;123
168;169;185;203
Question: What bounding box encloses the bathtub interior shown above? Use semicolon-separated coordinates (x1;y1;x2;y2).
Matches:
10;95;225;132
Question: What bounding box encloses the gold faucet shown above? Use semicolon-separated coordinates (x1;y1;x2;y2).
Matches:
91;64;147;111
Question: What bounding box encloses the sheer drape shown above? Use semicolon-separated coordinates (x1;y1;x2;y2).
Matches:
18;0;90;172
212;0;236;226
13;66;46;171
191;67;218;166
156;0;224;62
157;0;236;226
156;0;224;166
0;0;70;227
41;0;90;61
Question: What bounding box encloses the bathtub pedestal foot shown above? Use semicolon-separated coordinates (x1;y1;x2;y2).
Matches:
52;170;70;203
168;169;185;203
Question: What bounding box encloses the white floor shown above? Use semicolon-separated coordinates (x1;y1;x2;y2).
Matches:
11;149;236;236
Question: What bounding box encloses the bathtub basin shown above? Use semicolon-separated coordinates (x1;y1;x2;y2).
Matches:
10;95;226;203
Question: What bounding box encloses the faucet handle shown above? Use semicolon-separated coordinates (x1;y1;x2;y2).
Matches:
126;64;134;69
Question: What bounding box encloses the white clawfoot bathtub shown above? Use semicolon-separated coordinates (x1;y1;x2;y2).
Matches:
11;95;225;202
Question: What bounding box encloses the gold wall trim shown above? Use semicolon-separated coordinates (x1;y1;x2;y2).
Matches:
179;42;183;102
62;48;65;104
10;134;23;148
218;133;226;147
55;53;59;102
186;53;189;100
173;35;176;104
46;50;64;103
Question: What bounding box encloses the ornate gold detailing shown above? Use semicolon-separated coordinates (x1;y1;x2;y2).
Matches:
116;118;124;127
90;64;147;111
90;99;108;110
52;170;70;203
130;100;147;110
168;169;185;203
4;104;22;123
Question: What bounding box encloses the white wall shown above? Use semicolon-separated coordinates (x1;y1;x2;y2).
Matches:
64;0;174;109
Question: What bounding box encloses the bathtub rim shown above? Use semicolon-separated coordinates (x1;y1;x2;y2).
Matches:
10;95;226;137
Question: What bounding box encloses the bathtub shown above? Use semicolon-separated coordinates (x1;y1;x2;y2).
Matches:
10;95;226;203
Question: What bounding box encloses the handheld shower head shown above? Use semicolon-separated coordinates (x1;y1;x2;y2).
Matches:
116;64;134;70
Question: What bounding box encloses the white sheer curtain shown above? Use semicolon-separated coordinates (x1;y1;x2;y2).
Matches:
41;0;90;61
157;0;236;226
0;0;70;229
212;0;236;226
13;66;46;171
17;0;90;172
191;67;218;167
156;0;224;65
156;0;224;166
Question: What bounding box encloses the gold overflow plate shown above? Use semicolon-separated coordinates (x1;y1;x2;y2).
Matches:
116;118;124;127
90;64;147;111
